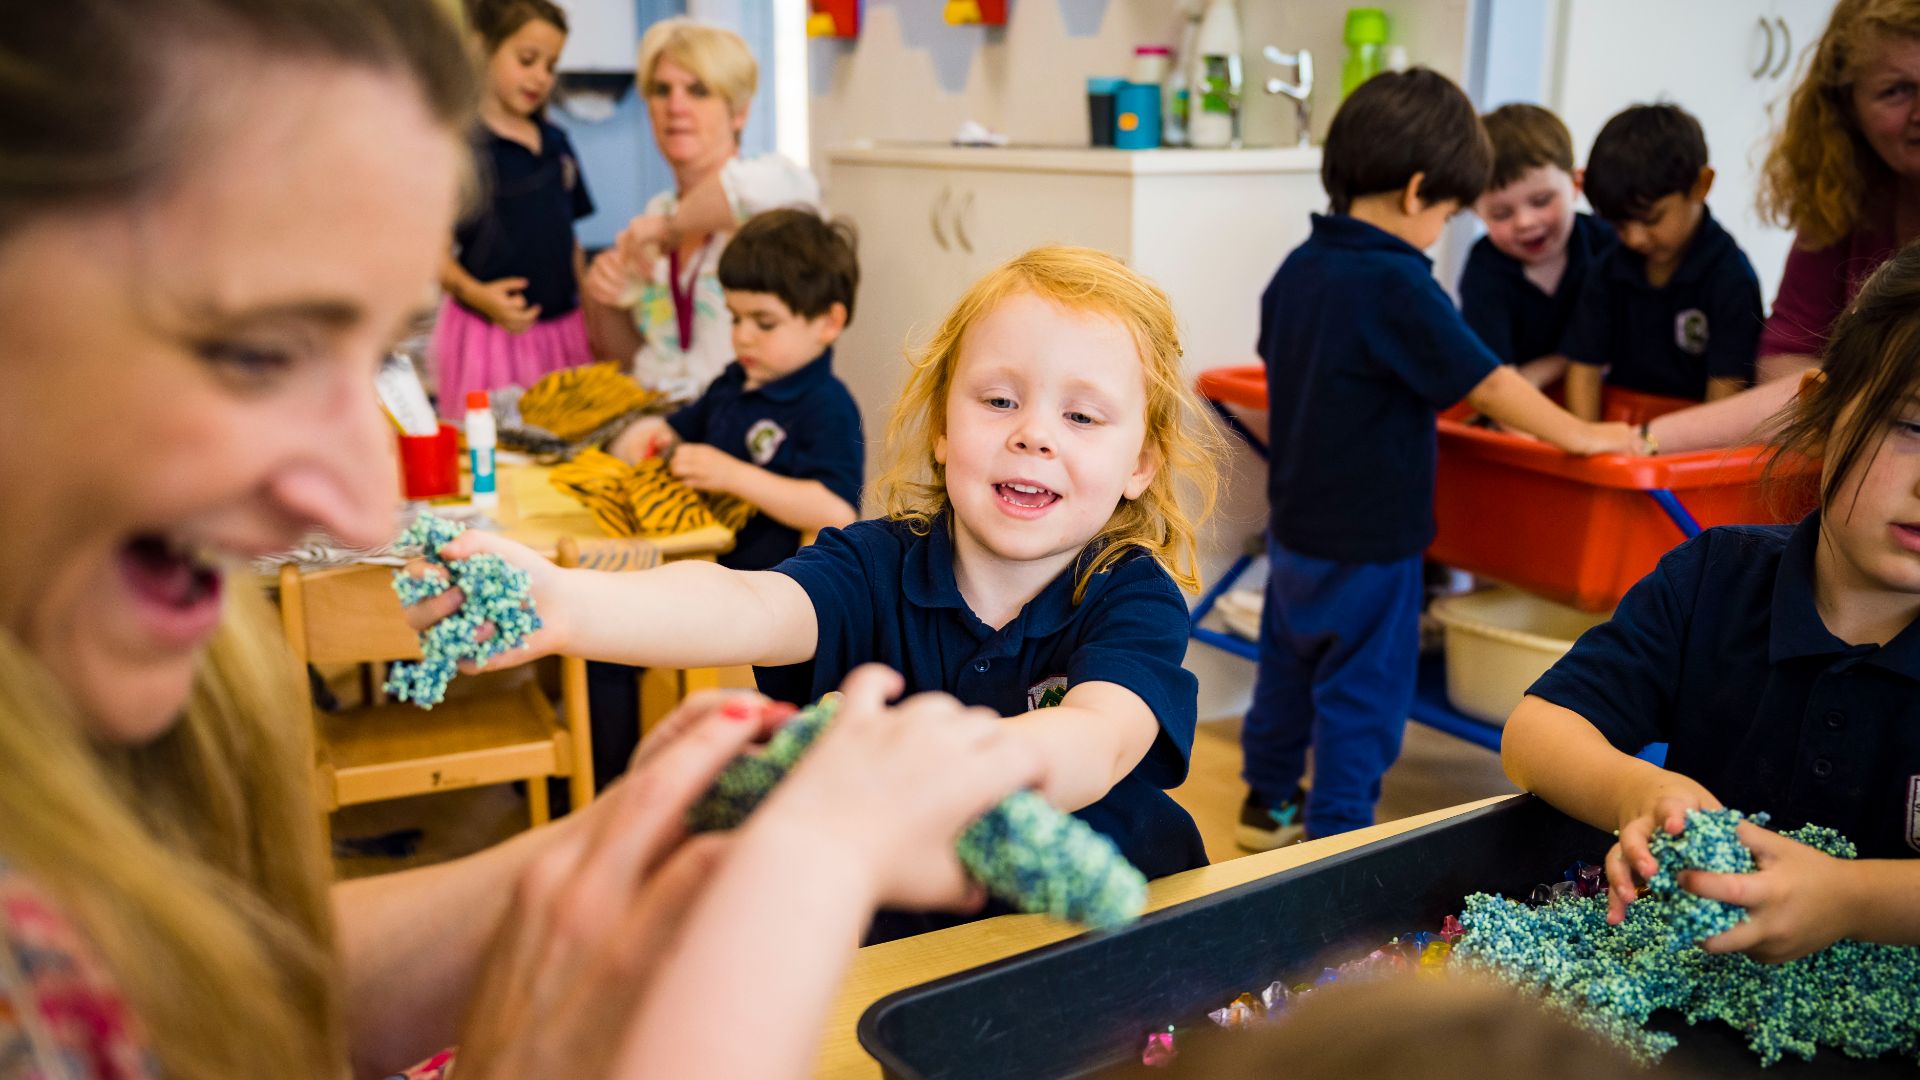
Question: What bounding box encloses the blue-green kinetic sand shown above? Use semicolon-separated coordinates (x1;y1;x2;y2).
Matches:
687;697;1149;929
1452;808;1920;1066
384;514;543;709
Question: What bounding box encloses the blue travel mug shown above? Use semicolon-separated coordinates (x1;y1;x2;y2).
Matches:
1114;81;1162;150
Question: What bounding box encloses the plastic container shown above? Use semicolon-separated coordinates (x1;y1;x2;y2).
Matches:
1429;413;1814;612
1113;82;1161;149
1340;7;1389;97
859;795;1905;1077
1086;76;1123;147
1427;588;1609;725
1130;44;1170;85
397;423;460;500
1187;0;1242;149
465;389;498;509
1164;11;1199;146
1194;364;1816;614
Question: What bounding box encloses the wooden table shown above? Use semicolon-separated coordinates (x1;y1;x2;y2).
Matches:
813;794;1514;1078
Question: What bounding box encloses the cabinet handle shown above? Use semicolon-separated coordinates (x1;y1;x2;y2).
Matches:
930;186;951;251
1771;17;1792;79
954;191;975;254
1749;16;1774;80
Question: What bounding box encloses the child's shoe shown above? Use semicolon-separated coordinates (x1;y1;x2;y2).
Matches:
1237;787;1307;851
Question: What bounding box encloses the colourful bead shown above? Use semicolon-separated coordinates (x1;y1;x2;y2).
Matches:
1140;1031;1176;1066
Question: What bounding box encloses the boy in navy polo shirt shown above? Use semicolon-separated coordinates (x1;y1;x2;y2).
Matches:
588;208;863;789
1459;103;1615;389
1505;246;1920;962
610;207;863;570
1239;69;1635;851
1560;104;1763;422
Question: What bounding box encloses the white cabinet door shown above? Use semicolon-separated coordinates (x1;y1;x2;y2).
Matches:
825;163;976;508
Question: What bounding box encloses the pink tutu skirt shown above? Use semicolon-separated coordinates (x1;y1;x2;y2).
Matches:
430;298;593;419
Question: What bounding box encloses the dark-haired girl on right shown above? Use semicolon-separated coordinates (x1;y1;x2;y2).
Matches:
1505;240;1920;963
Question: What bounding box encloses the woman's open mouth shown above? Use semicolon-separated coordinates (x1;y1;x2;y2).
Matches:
117;533;225;647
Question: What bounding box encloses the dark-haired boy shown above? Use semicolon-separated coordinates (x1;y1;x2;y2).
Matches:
1239;69;1634;851
1459;103;1615;389
610;205;864;571
590;207;865;791
1560;104;1763;422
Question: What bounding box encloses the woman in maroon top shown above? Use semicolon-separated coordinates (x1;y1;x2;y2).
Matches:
1650;0;1920;452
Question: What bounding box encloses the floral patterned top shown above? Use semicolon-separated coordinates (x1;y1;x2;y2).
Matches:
0;864;156;1080
0;861;452;1080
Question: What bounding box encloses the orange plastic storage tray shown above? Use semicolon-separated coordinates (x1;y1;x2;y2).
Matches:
1197;365;1813;613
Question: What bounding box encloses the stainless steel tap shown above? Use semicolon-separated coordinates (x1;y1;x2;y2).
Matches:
1262;46;1313;148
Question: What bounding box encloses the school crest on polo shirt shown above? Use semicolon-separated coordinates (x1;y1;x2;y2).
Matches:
1906;776;1920;854
745;419;786;465
1027;675;1069;711
1674;309;1709;356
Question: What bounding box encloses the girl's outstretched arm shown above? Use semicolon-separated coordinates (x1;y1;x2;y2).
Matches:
402;530;819;669
1000;681;1159;812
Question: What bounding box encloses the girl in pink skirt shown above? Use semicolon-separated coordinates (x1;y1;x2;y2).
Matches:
433;0;595;419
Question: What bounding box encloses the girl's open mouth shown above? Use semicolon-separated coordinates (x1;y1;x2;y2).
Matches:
995;482;1060;512
118;533;224;647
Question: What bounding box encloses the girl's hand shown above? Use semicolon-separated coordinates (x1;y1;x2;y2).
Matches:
468;276;540;333
608;417;673;464
615;213;671;266
667;442;742;494
452;692;776;1078
583;248;635;309
751;666;1046;912
1605;771;1723;924
1685;823;1861;963
398;530;573;670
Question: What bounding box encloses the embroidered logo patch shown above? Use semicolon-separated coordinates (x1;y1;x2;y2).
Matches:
1674;308;1709;356
1027;675;1069;711
745;419;787;465
1906;776;1920;854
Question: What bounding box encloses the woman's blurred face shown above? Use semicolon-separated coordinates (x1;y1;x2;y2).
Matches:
0;62;461;743
1852;34;1920;183
646;55;744;176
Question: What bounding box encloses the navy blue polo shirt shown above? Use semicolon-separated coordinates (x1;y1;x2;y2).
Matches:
1528;515;1920;860
453;118;594;319
1261;214;1500;564
1459;213;1616;365
1558;207;1762;399
666;348;863;571
758;515;1206;884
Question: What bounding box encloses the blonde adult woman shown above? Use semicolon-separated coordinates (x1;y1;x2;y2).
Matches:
583;18;820;408
0;2;1037;1076
1649;0;1920;452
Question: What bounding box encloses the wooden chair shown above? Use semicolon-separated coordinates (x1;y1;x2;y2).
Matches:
279;537;596;830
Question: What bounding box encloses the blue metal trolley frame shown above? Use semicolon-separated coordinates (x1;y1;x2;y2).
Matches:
1193;396;1675;763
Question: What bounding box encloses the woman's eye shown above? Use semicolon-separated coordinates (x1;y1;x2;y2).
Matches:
689;81;711;98
197;341;293;382
1894;418;1920;438
1880;82;1915;100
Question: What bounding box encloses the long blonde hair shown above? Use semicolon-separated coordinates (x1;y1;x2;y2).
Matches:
1759;0;1920;248
0;591;341;1078
876;245;1222;599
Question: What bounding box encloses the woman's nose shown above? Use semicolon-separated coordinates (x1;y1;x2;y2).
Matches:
271;376;396;549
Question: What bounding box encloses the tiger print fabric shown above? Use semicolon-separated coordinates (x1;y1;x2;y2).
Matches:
549;449;754;538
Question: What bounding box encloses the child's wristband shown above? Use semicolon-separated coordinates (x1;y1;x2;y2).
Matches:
1637;421;1661;456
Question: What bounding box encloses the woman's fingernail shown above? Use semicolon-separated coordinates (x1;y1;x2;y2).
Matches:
721;699;754;721
764;701;797;719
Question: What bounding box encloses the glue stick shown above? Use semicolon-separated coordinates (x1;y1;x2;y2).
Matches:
465;390;498;509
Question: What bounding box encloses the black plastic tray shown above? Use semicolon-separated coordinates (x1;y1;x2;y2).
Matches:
857;796;1914;1078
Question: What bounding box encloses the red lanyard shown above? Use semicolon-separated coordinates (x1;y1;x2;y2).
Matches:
666;238;711;352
